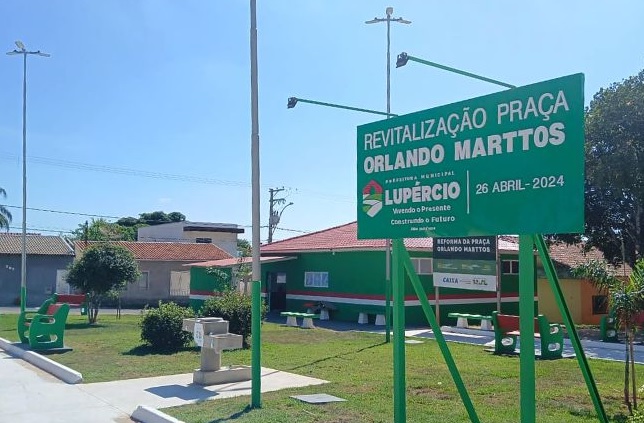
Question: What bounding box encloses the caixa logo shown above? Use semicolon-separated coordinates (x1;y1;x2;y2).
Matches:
362;180;383;217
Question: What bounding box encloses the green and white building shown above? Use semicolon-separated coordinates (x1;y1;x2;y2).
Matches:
188;222;531;326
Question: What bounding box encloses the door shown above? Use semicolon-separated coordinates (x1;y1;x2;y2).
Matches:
267;272;286;311
56;270;71;294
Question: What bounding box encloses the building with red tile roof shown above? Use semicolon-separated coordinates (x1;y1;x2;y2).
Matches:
75;241;232;305
260;222;520;254
187;221;529;325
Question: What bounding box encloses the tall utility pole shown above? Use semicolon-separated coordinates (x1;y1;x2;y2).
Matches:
365;7;410;344
6;41;50;313
268;187;293;244
249;0;261;409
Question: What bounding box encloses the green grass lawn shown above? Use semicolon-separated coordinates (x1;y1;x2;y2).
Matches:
0;312;639;422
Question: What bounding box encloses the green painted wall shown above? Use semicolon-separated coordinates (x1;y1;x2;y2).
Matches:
261;250;531;326
189;266;233;312
189;250;535;326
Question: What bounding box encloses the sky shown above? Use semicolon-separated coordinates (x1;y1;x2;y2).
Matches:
0;1;643;243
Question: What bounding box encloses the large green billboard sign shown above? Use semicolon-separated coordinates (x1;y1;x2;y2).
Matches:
357;74;584;239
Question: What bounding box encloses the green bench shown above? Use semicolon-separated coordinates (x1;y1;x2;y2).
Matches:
17;298;70;351
280;312;320;329
448;312;493;330
491;311;563;359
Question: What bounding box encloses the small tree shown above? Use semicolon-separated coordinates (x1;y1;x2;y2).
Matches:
235;239;252;294
205;266;233;290
573;259;644;414
66;244;140;324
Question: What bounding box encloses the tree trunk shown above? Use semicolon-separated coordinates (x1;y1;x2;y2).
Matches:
625;323;632;414
637;200;643;261
632;330;638;410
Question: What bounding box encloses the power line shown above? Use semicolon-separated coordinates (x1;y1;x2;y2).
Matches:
7;226;73;234
2;204;314;235
3;204;120;219
0;152;355;203
0;152;269;188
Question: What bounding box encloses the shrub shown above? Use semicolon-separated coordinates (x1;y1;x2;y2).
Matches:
140;301;194;351
629;409;644;423
200;289;266;348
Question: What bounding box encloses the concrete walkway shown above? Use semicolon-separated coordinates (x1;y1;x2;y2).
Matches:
0;348;327;423
1;351;132;423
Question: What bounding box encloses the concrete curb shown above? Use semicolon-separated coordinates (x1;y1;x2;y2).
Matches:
131;405;184;423
0;337;83;384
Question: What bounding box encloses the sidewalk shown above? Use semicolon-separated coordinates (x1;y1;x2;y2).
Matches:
1;351;132;423
268;313;644;364
402;326;644;364
0;346;327;423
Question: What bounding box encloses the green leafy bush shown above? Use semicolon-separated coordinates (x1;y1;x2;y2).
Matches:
140;301;194;351
628;409;644;423
200;290;265;348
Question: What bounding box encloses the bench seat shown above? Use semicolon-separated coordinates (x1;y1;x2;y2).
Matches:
18;300;70;350
280;312;320;329
448;312;493;330
491;311;563;359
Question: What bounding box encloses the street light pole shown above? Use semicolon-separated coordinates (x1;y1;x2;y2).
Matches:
7;41;50;314
249;0;262;409
366;7;410;346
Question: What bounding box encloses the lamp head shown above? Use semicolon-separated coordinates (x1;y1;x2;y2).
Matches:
396;52;409;68
287;97;298;109
386;7;393;16
15;40;25;50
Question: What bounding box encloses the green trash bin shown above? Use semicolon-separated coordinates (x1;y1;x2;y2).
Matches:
600;314;618;343
80;302;88;316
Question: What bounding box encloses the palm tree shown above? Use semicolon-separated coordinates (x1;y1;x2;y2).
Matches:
573;259;644;414
0;188;12;231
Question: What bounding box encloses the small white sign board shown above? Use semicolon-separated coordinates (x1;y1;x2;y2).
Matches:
193;322;204;347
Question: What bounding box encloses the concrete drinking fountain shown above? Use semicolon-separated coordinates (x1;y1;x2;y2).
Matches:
182;317;251;385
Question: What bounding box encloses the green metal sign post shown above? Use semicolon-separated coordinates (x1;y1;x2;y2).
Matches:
357;72;604;422
519;235;536;422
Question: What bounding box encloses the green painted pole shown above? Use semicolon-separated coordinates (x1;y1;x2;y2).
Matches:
404;55;516;89
533;235;608;422
251;279;262;408
385;276;391;343
519;235;536;423
20;286;26;314
399;240;481;422
392;239;406;423
291;98;397;117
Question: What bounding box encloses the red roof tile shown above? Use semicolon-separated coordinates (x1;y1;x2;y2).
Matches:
260;222;519;253
546;242;632;276
75;241;232;261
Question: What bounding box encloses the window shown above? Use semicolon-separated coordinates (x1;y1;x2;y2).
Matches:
592;295;609;315
195;237;212;244
410;258;433;275
502;260;519;274
304;272;329;288
138;272;150;290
